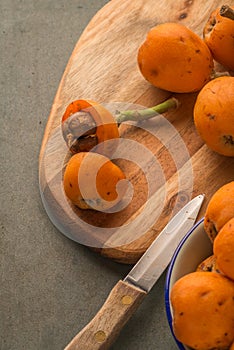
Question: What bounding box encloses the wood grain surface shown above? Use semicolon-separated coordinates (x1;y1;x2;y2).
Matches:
39;0;234;264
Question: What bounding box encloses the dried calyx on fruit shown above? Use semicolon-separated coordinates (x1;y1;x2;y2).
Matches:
220;4;234;20
62;98;179;154
196;255;220;274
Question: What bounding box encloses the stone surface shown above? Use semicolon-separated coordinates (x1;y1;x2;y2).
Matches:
0;1;177;349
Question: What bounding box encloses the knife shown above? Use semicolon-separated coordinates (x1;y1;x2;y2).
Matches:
64;194;204;350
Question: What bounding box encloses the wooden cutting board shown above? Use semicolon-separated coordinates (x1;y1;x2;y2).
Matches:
39;0;234;264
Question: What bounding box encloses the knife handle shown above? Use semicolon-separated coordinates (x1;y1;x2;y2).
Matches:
64;280;146;350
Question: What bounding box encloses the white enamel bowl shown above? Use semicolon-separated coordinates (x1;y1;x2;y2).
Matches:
164;218;213;350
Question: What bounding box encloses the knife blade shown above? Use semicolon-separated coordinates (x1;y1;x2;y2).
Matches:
64;194;204;350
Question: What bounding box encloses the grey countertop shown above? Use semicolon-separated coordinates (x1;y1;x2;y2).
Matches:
1;1;178;349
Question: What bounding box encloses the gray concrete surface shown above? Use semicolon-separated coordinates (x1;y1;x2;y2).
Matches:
1;1;178;349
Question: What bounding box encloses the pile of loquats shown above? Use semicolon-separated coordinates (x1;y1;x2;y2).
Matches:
62;4;234;211
171;181;234;350
60;8;234;348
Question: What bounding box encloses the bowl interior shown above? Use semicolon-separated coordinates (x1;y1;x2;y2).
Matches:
165;218;213;350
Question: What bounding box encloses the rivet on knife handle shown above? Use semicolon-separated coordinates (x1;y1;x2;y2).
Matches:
64;280;146;350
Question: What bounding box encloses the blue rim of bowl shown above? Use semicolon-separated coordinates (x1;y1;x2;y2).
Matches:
164;217;204;350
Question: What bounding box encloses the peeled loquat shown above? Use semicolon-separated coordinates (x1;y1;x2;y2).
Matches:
62;99;119;156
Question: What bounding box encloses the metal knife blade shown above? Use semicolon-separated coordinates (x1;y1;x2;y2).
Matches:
65;194;204;350
124;194;205;292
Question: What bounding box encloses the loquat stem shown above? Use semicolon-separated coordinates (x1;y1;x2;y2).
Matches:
115;97;179;124
63;98;180;152
220;5;234;20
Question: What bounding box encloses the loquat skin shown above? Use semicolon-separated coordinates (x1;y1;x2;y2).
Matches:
214;218;234;281
204;181;234;242
171;271;234;350
137;22;214;93
203;5;234;71
193;76;234;157
63;152;127;211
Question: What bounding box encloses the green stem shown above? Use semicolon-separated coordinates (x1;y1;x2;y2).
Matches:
115;97;179;124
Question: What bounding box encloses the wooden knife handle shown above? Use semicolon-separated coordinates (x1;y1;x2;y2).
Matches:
64;280;146;350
